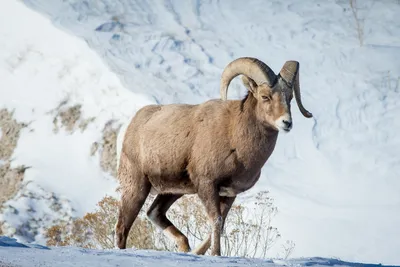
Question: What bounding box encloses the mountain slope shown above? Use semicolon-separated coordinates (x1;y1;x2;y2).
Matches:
0;0;400;265
0;0;154;244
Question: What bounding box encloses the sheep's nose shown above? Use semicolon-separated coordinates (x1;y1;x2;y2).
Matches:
282;120;292;129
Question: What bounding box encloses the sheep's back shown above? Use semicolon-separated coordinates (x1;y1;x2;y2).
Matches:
134;104;197;178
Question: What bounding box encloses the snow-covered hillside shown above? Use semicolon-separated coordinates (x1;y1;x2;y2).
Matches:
0;0;155;245
1;0;400;265
1;236;398;267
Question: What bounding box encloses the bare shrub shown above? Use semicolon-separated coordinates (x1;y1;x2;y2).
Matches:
45;224;70;247
161;191;283;258
45;191;293;259
222;191;281;258
169;195;209;244
45;196;156;250
280;240;296;260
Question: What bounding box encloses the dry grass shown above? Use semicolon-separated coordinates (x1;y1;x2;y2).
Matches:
45;196;155;249
53;104;82;133
0;109;28;207
45;191;293;258
90;120;121;178
348;0;376;47
50;100;120;178
79;117;95;132
99;121;121;177
349;0;364;46
51;98;95;134
0;109;26;159
0;164;30;207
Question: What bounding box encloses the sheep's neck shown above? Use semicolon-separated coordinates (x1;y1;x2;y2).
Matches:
231;96;278;168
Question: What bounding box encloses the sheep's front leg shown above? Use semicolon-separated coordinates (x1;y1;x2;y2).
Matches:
197;181;222;256
192;196;236;255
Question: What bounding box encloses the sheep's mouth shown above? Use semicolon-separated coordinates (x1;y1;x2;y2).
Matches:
275;124;292;133
278;123;292;132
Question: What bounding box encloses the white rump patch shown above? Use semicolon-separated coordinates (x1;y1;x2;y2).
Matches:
116;118;131;170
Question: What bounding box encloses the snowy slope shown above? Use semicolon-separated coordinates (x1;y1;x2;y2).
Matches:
0;0;155;244
1;236;398;267
1;0;400;265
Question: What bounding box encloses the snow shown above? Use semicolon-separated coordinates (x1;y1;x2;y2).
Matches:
0;0;154;246
0;0;154;217
1;0;400;265
1;183;75;244
0;237;397;267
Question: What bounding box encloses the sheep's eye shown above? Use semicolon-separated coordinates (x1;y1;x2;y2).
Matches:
262;95;271;101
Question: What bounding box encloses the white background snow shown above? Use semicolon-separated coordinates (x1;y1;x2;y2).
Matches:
0;0;400;266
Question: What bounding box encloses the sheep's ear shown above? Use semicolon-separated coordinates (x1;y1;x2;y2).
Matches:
241;75;257;95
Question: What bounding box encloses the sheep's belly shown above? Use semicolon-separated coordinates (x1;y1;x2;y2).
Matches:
148;176;197;195
219;186;254;197
219;171;261;197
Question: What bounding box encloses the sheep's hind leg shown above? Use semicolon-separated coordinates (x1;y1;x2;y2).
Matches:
146;194;191;252
192;196;236;255
115;154;151;249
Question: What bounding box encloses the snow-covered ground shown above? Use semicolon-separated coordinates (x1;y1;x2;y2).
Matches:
1;236;398;267
1;0;400;265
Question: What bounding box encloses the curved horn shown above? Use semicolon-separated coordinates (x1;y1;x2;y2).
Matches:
279;61;313;118
220;57;277;101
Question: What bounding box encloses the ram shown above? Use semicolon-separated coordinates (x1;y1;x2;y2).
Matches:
114;57;312;256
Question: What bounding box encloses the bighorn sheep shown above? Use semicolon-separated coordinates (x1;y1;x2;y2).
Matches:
115;57;312;256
